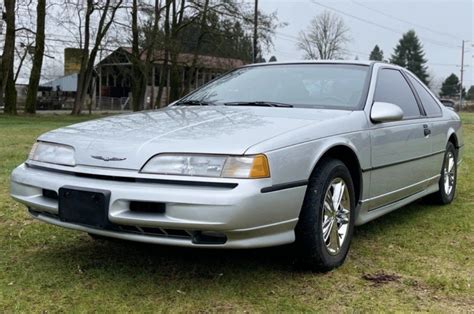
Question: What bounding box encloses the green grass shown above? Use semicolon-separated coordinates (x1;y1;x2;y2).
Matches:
0;113;473;312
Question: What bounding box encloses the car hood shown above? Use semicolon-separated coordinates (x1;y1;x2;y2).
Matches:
38;106;353;170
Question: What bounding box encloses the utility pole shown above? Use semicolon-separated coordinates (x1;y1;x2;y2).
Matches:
459;40;465;109
253;0;258;63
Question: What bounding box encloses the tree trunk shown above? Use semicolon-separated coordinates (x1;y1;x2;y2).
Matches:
156;60;168;108
4;66;17;114
72;0;93;115
131;0;147;111
24;0;46;114
2;0;16;114
168;53;181;102
156;0;171;108
167;0;186;102
145;0;161;110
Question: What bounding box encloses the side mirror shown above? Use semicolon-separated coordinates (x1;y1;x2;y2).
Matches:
371;102;404;123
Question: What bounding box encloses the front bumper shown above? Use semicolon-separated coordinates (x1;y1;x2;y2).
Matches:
10;163;306;248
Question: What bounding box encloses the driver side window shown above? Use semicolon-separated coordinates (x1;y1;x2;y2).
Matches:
374;69;421;119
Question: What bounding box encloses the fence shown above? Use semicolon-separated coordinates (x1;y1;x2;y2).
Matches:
94;97;130;111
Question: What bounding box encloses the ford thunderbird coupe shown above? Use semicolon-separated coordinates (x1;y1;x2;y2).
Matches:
11;61;463;271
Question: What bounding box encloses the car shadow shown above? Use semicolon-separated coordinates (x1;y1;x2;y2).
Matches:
29;198;441;279
354;198;437;236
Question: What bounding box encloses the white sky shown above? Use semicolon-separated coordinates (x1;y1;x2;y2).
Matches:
256;0;474;89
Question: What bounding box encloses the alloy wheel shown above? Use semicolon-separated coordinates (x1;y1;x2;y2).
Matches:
443;151;455;195
321;177;351;255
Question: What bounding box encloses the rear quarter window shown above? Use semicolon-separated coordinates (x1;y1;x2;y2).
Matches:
406;73;442;117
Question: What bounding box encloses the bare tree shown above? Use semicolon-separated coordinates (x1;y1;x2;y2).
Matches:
131;0;145;111
14;42;31;83
155;0;171;108
154;0;281;107
183;0;209;96
1;0;17;114
130;0;163;111
24;0;46;114
297;11;350;60
72;0;124;115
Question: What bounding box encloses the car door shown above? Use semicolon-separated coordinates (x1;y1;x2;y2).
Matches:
367;68;433;210
405;71;446;179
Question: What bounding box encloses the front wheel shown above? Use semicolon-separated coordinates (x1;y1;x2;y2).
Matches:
295;158;355;272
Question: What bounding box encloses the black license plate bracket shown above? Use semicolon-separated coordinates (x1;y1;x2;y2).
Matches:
58;186;111;228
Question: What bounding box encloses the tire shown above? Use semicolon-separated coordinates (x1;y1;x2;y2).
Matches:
295;158;356;272
426;142;457;204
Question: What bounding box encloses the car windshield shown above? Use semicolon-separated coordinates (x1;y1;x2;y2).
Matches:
181;64;370;109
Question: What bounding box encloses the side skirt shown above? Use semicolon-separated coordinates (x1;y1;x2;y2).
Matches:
355;183;439;226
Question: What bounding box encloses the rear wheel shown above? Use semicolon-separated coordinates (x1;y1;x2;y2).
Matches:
295;158;356;272
427;142;457;204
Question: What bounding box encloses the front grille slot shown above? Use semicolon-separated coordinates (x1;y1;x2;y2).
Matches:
75;172;136;182
117;225;191;239
140;227;167;235
29;208;226;244
192;231;227;244
163;229;191;238
42;189;58;200
118;225;141;233
129;201;166;213
140;227;166;235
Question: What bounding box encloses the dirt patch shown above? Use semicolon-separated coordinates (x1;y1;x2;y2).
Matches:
362;272;401;286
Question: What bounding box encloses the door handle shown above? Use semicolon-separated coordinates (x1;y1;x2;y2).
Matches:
423;124;431;136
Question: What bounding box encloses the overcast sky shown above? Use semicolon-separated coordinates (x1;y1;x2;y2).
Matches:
255;0;473;89
8;0;473;90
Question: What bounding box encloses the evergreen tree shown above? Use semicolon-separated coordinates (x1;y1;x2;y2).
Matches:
390;30;429;85
369;45;383;61
269;56;277;62
177;15;254;62
440;74;465;98
466;85;474;100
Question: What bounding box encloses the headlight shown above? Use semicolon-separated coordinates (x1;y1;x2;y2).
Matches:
141;154;270;178
28;142;76;166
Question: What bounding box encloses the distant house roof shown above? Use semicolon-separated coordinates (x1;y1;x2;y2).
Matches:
98;47;246;70
43;73;78;92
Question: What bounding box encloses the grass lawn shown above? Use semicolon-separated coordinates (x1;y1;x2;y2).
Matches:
0;113;472;312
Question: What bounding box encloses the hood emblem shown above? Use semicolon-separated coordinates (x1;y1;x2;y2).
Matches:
91;155;127;162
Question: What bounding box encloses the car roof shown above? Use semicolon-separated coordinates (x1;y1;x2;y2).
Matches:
241;60;381;68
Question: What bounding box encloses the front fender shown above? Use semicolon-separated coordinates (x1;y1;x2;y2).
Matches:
263;132;370;189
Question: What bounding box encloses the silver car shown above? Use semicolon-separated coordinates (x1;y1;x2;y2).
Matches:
10;61;463;271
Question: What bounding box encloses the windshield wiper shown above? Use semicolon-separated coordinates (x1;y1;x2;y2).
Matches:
174;100;216;106
224;101;293;108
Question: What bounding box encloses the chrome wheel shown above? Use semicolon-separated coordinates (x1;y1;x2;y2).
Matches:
443;151;455;195
322;177;351;255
